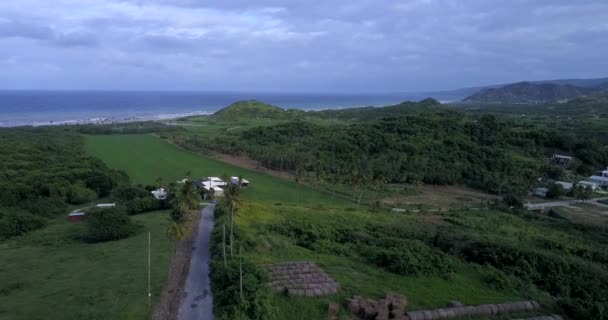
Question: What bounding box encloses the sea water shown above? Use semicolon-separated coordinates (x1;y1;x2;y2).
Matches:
0;90;430;127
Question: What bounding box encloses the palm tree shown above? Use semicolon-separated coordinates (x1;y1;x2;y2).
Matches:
223;187;242;257
155;176;164;188
166;221;189;262
184;170;192;180
295;165;304;207
173;181;200;213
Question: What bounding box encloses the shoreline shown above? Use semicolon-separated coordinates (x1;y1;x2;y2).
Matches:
0;110;214;128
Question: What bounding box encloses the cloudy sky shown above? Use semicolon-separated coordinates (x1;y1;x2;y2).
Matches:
0;0;607;92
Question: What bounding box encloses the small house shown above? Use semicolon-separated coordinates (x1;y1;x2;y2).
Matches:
602;167;608;178
555;181;573;191
533;187;549;198
231;176;250;186
588;176;608;187
578;180;599;191
151;188;167;200
68;212;85;222
551;154;574;168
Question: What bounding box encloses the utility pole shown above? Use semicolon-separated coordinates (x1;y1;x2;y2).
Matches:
148;232;151;308
239;247;243;300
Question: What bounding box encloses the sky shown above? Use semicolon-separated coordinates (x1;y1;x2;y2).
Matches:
0;0;607;92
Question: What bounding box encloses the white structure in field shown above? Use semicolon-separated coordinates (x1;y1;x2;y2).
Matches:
151;188;167;200
96;203;116;208
602;167;608;177
231;176;250;186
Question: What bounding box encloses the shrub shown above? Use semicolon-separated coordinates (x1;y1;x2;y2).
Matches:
85;206;136;242
19;197;67;218
210;258;274;320
111;185;151;202
67;184;97;204
0;209;46;239
363;240;452;276
126;197;160;215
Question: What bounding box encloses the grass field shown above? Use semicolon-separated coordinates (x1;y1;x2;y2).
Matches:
85;134;350;207
83;134;557;319
0;211;172;320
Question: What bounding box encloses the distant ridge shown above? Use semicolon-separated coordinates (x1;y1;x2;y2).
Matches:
462;81;605;104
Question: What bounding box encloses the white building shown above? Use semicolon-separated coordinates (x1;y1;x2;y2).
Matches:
602;167;608;178
578;181;599;191
555;181;573;191
588;176;608;187
151;188;167;200
231;176;250;186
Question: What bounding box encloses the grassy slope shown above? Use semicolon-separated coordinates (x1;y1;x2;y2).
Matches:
0;211;172;320
84;134;349;207
237;203;526;319
83;134;533;319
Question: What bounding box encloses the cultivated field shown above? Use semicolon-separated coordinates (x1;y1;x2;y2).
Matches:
84;134;349;207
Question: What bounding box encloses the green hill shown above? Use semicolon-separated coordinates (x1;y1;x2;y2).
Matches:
211;100;301;120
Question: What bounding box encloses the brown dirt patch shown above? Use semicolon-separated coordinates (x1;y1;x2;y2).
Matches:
210;152;295;180
383;185;498;210
151;210;201;320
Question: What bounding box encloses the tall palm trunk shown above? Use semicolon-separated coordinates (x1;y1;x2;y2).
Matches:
230;206;234;257
223;224;227;268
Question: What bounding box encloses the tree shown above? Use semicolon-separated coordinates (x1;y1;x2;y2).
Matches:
85;206;136;242
155;176;164;188
573;185;592;201
172;181;200;213
547;183;565;199
223;186;242;257
166;221;190;261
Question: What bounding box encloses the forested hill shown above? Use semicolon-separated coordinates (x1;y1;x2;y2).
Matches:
188;111;608;196
463;82;602;103
209;98;443;122
210;100;305;120
311;98;443;120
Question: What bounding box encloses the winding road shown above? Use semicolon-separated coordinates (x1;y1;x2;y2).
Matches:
178;204;215;320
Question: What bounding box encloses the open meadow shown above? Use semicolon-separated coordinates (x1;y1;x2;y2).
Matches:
0;211;172;320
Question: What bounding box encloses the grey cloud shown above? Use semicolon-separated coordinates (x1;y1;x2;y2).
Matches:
54;32;99;47
0;0;607;91
0;20;53;40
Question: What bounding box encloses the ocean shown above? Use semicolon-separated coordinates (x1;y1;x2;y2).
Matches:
0;90;432;127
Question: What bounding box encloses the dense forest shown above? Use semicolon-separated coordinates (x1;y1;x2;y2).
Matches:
177;108;608;196
0;127;129;239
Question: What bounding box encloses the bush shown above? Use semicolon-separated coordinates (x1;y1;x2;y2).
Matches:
0;209;46;239
210;259;274;320
19;197;67;218
111;185;151;202
363;240;452;276
67;184;97;204
85;206;136;242
126;197;160;215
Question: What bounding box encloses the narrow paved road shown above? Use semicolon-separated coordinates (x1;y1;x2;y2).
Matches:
178;204;215;320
